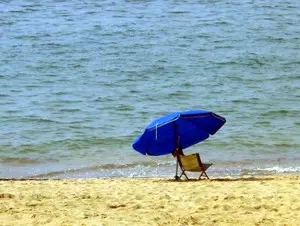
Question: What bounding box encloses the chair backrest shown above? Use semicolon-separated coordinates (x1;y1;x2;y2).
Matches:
178;153;201;171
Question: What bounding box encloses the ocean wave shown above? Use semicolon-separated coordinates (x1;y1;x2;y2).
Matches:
0;21;14;25
0;157;54;165
25;161;172;178
215;61;238;66
168;10;190;15
214;45;234;49
116;104;135;111
18;117;62;124
254;121;272;126
263;36;286;43
282;61;300;66
167;91;188;98
53;91;69;95
58;108;82;113
252;166;300;173
1;135;135;156
94;97;115;102
231;99;253;104
261;109;300;117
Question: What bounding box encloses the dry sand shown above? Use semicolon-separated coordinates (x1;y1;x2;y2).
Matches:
1;175;300;226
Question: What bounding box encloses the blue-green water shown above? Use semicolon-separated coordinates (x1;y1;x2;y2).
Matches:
1;0;300;178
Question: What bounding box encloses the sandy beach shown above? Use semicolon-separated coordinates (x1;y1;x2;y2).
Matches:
1;175;299;226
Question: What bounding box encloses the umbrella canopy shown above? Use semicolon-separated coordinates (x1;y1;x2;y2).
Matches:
132;109;226;156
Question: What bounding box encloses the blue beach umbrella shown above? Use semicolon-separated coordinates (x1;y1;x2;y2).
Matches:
132;109;226;178
132;109;226;156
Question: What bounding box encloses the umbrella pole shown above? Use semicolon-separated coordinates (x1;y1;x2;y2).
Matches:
174;124;180;180
175;156;179;180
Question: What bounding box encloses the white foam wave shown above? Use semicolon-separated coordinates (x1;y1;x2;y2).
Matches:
255;166;300;173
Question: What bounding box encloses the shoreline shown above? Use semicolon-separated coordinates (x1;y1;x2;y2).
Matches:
1;170;299;180
0;172;299;180
1;175;300;225
2;159;300;179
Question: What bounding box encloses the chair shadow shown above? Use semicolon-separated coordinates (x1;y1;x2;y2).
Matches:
165;177;275;182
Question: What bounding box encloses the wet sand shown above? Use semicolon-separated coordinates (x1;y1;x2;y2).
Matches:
1;175;300;225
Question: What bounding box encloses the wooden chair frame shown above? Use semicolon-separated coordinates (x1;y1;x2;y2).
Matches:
176;153;212;180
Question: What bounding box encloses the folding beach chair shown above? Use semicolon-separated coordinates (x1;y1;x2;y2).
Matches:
176;153;212;180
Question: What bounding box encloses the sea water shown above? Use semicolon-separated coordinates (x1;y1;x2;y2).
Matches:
0;0;300;178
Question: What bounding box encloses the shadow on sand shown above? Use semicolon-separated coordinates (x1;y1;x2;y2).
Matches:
165;177;275;182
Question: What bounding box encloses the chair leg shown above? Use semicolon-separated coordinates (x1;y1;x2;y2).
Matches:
179;170;189;180
199;171;209;179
